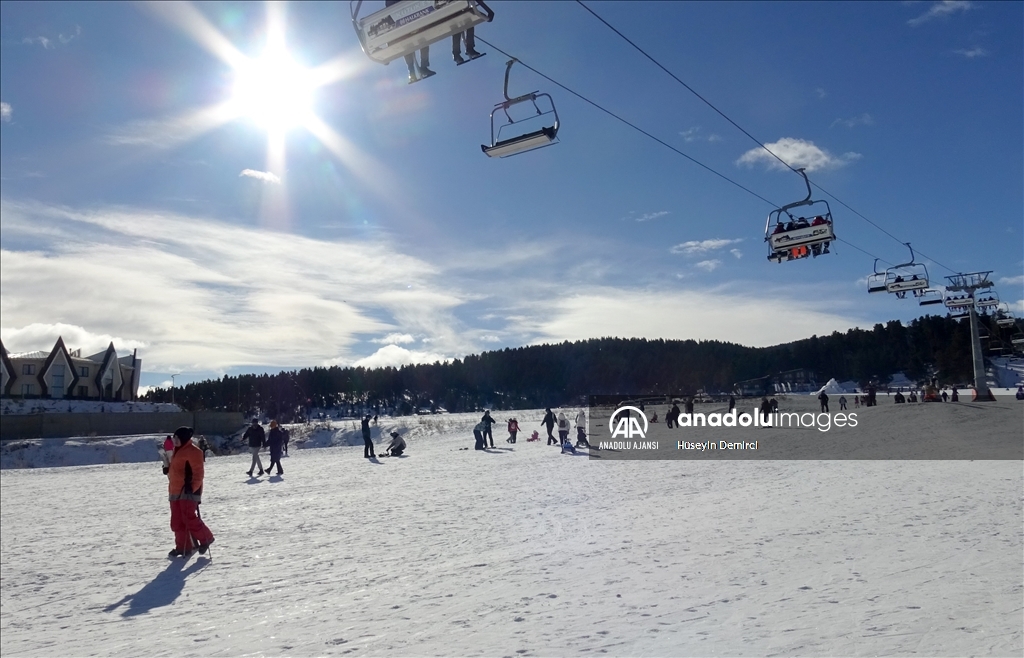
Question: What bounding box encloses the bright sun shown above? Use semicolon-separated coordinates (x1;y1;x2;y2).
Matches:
232;48;315;132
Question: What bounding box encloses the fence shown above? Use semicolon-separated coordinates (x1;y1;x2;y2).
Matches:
0;411;246;441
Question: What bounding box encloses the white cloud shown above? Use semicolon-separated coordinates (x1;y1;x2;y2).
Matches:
737;138;862;173
371;333;416;344
22;36;52;48
1;323;147;356
240;169;281;184
104;103;238;149
908;1;974;27
830;113;875;129
0;200;466;371
998;275;1023;287
524;286;863;349
1009;300;1024;315
0;102;10;122
730;249;743;259
953;47;988;58
631;211;670;222
694;259;722;272
670;238;742;255
346;345;453;369
679;127;722;144
59;26;81;45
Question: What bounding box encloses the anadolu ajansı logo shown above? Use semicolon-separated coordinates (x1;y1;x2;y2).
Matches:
609;406;649;439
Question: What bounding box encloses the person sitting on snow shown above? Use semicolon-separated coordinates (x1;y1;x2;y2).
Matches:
561;435;577;454
385;432;406;456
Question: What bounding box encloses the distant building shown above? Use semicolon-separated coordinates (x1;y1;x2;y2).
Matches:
733;369;819;396
0;337;141;401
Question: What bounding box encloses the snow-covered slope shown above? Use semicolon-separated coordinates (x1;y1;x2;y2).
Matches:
1;399;1021;656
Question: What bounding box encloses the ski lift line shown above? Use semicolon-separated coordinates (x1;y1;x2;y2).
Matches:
474;36;777;207
576;1;964;276
835;238;890;265
574;0;796;176
808;182;960;276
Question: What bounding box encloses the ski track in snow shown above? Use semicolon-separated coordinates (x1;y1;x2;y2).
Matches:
1;399;1022;656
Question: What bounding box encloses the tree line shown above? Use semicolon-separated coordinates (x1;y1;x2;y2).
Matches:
143;315;975;417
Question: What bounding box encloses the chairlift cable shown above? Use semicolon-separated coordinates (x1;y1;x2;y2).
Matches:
477;38;892;270
575;1;961;275
476;36;777;207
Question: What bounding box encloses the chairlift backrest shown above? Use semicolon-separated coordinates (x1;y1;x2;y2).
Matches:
482;59;559;158
352;0;494;65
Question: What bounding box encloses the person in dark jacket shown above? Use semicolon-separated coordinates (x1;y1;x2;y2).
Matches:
385;432;406;456
667;402;680;429
541;408;557;445
684;398;695;416
759;397;772;424
481;410;497;448
266;420;285;475
361;414;375;458
818;391;829;413
167;427;214;558
243;418;266;477
728;395;736;412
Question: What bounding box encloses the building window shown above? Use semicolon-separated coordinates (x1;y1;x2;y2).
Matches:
79;366;89;377
22;383;34;395
78;386;88;397
22;364;35;375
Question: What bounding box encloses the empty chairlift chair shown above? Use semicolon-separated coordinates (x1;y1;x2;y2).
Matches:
482;59;560;158
351;0;493;66
867;260;890;294
917;289;944;306
765;168;836;263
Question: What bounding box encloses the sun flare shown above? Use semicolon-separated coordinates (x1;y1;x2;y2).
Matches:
231;47;315;132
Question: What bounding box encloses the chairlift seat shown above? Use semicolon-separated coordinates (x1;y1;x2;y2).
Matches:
867;273;889;294
944;296;975;309
767;223;835;252
353;0;493;66
482;125;557;158
886;277;929;294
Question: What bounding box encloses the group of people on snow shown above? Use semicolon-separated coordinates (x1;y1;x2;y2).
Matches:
242;418;288;477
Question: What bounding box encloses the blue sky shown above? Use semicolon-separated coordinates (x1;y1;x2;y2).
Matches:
1;1;1021;389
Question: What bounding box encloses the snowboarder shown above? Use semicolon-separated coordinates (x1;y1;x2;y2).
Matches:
384;431;406;456
818;391;829;413
167;427;214;558
541;408;557;445
361;414;375;459
243;418;266;477
266;420;285;475
481;410;497;448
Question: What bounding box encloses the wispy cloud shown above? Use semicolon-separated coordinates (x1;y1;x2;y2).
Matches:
815;88;827;100
830;113;875;129
371;333;416;345
240;169;281;184
0;102;11;123
737;138;861;172
730;249;743;259
103;103;238;150
908;1;974;27
953;47;988;58
998;275;1024;287
59;26;81;45
629;210;670;222
22;36;52;48
670;238;743;255
679;126;721;143
694;259;722;272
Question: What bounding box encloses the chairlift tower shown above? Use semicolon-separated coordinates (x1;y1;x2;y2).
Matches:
945;271;995;401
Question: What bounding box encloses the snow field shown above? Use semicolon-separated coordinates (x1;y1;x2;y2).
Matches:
1;401;1021;656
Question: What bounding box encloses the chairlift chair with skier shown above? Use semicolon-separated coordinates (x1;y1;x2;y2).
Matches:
884;244;930;298
974;291;1000;309
765;168;835;263
351;0;493;66
482;59;560;158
